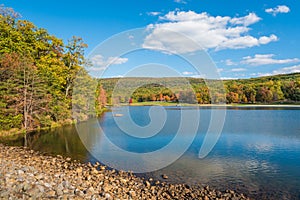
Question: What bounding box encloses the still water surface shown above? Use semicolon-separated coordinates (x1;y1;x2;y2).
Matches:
5;106;300;199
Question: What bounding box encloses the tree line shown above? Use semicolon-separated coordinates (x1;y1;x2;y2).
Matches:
99;73;300;105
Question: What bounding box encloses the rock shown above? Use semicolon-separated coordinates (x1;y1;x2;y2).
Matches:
63;189;69;194
86;175;91;181
27;186;40;197
56;189;63;196
94;162;100;167
91;168;98;175
120;178;127;184
103;185;112;192
145;181;151;188
105;193;112;199
36;184;45;193
76;167;83;174
44;182;51;188
162;174;168;179
129;190;136;197
86;187;95;196
0;145;250;200
36;174;44;180
23;183;31;191
47;190;56;197
75;188;83;196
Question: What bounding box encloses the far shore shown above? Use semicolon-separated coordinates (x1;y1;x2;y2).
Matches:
116;102;300;107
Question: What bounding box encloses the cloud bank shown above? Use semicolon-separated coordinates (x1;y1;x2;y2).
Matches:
241;54;299;66
143;11;278;53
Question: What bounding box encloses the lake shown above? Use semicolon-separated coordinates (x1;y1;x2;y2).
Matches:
5;106;300;199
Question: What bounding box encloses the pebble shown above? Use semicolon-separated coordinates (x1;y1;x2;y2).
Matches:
0;145;251;200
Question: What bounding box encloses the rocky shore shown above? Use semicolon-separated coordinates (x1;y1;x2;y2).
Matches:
0;144;250;199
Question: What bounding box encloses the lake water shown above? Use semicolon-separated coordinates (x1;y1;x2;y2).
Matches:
5;106;300;199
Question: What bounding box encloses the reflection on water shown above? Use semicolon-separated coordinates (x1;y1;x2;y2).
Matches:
2;106;300;199
7;125;91;162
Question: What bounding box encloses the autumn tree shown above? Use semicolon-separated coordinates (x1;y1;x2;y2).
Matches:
256;87;273;103
97;85;107;110
226;92;239;103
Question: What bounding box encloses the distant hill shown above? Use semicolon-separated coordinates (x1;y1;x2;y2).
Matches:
99;73;300;104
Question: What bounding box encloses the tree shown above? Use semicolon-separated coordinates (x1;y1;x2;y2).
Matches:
0;52;23;130
72;69;97;121
243;85;256;103
63;36;88;99
226;92;239;103
0;52;48;131
164;95;171;102
282;81;300;101
97;85;107;110
256;87;273;103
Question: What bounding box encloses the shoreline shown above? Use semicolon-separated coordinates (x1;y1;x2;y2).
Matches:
0;144;250;199
117;102;300;108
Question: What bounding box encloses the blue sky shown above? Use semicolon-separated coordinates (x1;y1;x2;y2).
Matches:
2;0;300;79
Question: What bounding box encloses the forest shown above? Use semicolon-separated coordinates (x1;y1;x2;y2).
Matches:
99;73;300;105
1;5;300;134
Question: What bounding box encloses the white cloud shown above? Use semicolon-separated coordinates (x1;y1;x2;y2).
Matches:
90;54;128;70
174;0;187;4
221;77;238;80
143;11;278;53
241;54;299;66
254;65;300;77
230;12;261;26
225;59;237;66
258;35;278;44
182;71;194;75
231;68;246;72
147;12;161;16
273;65;300;74
217;35;278;50
265;5;290;16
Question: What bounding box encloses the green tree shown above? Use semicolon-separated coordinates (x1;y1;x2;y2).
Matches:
63;36;88;99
